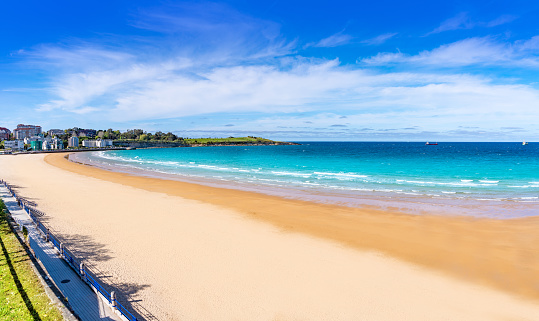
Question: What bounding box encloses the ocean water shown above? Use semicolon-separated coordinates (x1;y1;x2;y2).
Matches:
72;142;539;218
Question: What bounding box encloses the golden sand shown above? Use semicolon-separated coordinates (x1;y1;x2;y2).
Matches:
46;153;539;300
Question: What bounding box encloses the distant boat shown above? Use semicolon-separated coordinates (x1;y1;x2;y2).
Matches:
425;142;438;145
523;141;528;145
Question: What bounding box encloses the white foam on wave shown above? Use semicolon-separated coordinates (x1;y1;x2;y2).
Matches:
405;180;436;185
313;172;368;179
148;160;180;166
197;164;230;171
479;180;499;183
271;171;312;178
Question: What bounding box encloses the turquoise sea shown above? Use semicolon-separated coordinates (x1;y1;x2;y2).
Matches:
73;142;539;218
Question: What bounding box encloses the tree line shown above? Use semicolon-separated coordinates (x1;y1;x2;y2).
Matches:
54;128;184;142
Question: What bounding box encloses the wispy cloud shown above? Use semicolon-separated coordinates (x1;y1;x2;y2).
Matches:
309;31;352;48
31;50;539;137
426;13;518;36
486;14;518;27
361;36;539;67
426;12;473;35
518;36;539;51
24;45;135;71
131;2;294;61
361;33;397;45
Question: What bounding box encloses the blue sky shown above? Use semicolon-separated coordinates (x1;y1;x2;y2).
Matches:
1;0;539;141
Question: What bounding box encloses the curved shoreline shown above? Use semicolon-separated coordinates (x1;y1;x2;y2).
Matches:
46;152;539;303
71;147;539;219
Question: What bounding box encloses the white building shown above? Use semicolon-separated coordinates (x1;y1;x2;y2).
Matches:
52;138;64;149
42;137;51;150
82;140;98;148
82;139;113;148
42;137;63;150
24;136;43;144
4;140;24;150
97;139;113;147
68;136;79;148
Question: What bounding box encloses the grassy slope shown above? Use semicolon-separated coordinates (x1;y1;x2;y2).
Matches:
184;136;275;144
0;200;63;321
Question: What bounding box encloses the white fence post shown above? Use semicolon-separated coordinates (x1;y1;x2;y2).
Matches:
79;262;85;279
111;291;116;308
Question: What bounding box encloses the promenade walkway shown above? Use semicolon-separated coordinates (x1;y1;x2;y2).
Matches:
0;186;122;321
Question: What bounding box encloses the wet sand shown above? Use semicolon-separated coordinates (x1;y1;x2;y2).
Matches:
0;152;538;320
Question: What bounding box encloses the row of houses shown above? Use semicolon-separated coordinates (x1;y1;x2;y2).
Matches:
0;124;100;141
1;124;113;152
3;136;64;151
3;137;113;151
67;136;112;148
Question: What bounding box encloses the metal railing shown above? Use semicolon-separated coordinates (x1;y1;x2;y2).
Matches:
1;179;139;321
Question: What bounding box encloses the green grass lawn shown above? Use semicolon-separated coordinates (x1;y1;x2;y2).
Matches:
0;200;63;321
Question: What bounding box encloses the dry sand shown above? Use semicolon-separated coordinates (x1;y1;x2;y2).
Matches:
0;153;538;320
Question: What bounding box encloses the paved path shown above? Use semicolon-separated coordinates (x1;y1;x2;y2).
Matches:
0;186;122;321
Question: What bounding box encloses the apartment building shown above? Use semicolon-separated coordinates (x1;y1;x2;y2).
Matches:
13;124;42;139
68;136;79;148
0;127;10;140
4;140;24;150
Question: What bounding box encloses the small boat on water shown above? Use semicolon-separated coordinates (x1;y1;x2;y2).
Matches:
425;142;438;145
523;141;528;145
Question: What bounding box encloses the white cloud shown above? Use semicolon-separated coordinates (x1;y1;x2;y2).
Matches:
426;13;518;36
31;50;539;139
517;36;539;51
361;52;405;65
131;2;294;61
26;45;135;71
361;36;539;67
426;12;474;35
361;33;397;45
486;14;518;27
310;32;352;48
37;60;191;113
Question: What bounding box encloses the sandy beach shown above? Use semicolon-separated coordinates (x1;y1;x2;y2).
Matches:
1;153;538;320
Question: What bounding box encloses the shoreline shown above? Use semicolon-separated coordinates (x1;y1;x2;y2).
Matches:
71;149;539;219
46;152;539;302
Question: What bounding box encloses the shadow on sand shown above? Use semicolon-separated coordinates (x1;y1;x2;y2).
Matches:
5;185;158;321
